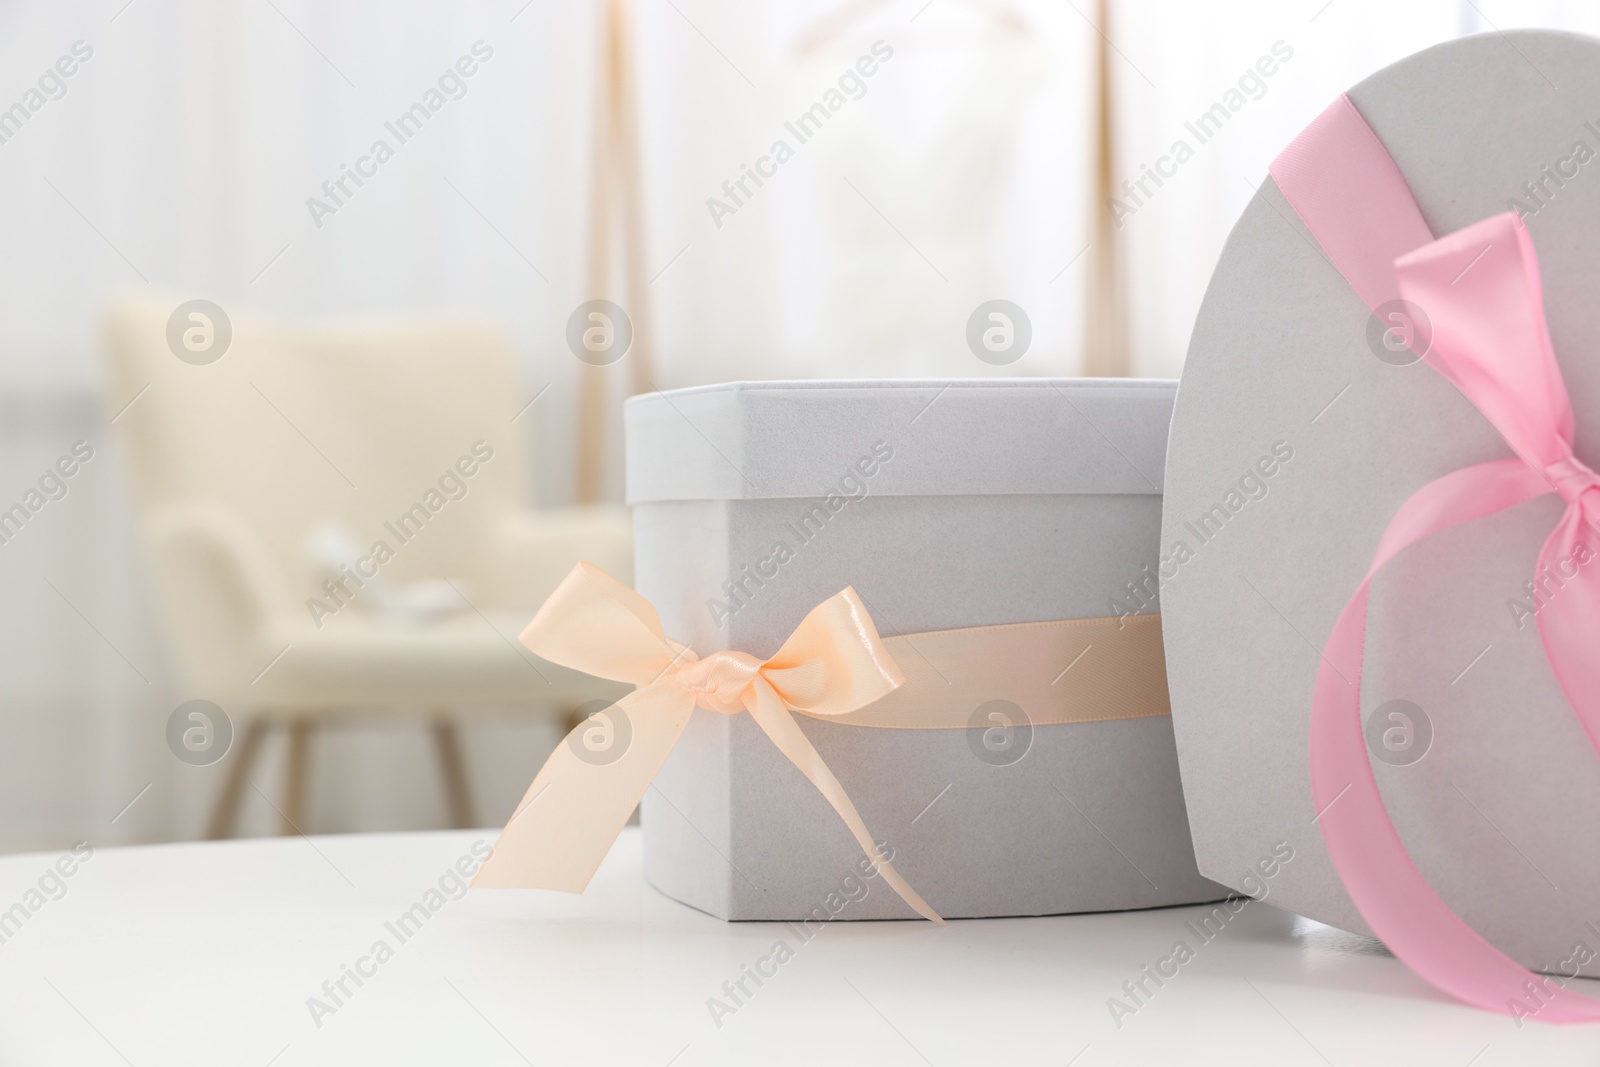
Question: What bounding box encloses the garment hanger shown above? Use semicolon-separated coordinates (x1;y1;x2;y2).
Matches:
795;0;1030;59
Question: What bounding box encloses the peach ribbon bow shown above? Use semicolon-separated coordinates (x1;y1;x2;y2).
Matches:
471;562;944;924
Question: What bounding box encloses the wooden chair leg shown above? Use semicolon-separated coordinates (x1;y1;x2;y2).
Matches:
431;717;475;829
206;718;268;840
281;718;313;835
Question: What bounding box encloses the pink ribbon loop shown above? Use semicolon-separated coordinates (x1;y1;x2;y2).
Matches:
1397;214;1575;471
1273;95;1600;1021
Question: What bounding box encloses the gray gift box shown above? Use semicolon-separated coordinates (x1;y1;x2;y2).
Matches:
625;378;1223;920
1165;30;1600;972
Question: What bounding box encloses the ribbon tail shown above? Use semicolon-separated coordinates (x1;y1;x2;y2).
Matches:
1312;459;1600;1021
743;677;945;924
473;684;696;892
1537;500;1600;754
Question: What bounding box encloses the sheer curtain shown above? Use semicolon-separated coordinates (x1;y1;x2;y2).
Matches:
1112;0;1600;375
0;0;1595;851
636;1;1094;385
0;0;605;850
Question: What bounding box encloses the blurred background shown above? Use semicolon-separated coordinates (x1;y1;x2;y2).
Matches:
1;0;1595;853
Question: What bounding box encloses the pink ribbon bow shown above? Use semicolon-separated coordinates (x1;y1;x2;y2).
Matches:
1275;95;1600;1020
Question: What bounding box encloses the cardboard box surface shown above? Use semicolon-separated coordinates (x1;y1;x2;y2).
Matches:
629;379;1223;919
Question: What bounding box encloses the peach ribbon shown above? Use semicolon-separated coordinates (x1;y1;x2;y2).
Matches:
867;614;1170;729
473;562;1172;921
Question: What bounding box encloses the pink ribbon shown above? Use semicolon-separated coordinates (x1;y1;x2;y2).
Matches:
1272;94;1600;1020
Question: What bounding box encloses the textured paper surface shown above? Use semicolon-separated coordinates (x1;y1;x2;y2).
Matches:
1165;30;1600;970
628;378;1224;920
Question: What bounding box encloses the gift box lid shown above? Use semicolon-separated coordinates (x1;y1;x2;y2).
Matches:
624;378;1175;503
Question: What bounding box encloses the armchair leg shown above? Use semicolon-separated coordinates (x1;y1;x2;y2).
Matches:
431;717;476;829
211;714;479;836
206;718;268;840
281;718;313;835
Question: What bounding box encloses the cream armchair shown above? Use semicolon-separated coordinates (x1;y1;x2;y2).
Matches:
105;296;631;837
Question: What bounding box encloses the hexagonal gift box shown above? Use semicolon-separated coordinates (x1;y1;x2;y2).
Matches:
627;378;1223;919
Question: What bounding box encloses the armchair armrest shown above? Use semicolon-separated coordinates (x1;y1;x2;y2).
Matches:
142;501;299;696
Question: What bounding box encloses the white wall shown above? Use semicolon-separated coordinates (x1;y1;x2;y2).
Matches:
0;0;1595;851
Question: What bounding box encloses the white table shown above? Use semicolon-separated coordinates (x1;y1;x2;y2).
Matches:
2;828;1597;1066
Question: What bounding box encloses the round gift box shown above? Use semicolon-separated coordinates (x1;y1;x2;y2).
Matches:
1164;29;1600;973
